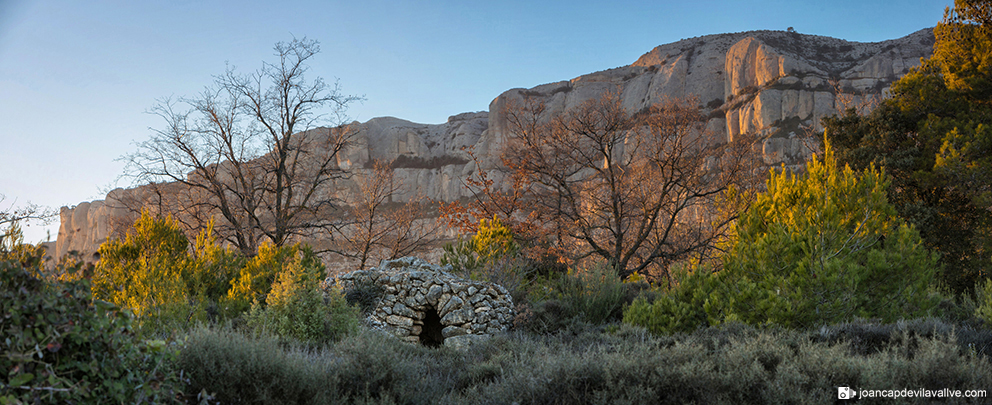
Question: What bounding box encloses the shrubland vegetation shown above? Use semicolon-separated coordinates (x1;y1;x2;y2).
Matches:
1;225;183;404
623;145;941;334
4;1;992;402
173;321;992;404
823;0;992;295
0;214;361;403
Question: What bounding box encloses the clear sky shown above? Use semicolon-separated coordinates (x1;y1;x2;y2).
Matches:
0;0;950;243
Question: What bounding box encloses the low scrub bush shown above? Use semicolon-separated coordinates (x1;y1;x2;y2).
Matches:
514;299;584;335
178;327;329;404
180;321;992;404
343;277;384;315
555;262;626;325
0;259;182;404
179;327;469;403
459;323;992;404
516;261;626;334
467;255;532;304
812;318;992;359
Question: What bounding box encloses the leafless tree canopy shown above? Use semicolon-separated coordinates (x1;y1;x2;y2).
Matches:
500;91;757;279
123;38;362;255
0;194;57;249
331;160;441;269
0;194;56;229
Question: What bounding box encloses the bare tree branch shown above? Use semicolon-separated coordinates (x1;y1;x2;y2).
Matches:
331;160;441;269
121;38;362;255
0;194;57;228
494;91;760;279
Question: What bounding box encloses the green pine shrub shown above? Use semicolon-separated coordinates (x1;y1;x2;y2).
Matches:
92;210;191;318
245;245;360;346
976;278;992;325
91;211;361;341
623;263;722;335
92;212;244;337
625;145;941;334
226;241;304;311
442;215;520;274
720;145;939;327
440;236;483;273
0;222;47;270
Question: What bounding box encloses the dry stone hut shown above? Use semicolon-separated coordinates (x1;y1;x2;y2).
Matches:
328;257;514;348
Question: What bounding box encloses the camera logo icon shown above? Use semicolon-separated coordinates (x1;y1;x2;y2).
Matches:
838;387;857;399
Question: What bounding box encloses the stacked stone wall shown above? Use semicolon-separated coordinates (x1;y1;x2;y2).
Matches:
328;257;513;348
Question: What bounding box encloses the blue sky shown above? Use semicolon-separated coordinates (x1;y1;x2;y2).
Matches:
0;0;950;243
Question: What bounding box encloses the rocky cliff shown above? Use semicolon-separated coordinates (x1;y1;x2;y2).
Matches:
55;28;935;262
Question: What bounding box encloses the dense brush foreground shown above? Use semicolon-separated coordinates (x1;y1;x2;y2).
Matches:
7;1;992;403
177;321;992;404
3;238;992;404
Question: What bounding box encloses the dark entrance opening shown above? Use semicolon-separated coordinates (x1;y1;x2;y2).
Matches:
420;306;445;347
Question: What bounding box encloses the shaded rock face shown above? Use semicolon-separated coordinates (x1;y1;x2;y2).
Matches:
340;112;488;203
329;257;513;348
55;29;934;263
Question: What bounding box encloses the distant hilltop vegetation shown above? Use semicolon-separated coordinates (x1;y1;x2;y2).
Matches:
55;28;935;263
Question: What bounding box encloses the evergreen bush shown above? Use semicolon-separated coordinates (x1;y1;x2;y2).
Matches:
0;259;182;404
245;245;360;346
625;145;940;334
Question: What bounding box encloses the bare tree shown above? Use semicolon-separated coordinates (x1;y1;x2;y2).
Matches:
0;194;56;229
495;91;757;280
382;192;441;263
334;160;440;269
124;38;362;255
439;147;541;241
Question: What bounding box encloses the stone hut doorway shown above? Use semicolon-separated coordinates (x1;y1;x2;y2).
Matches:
332;257;515;348
419;305;445;347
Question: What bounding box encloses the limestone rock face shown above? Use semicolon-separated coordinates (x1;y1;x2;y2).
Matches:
328;257;514;347
55;29;934;263
338;112;487;203
53;181;199;262
486;28;932;150
55;188;135;261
